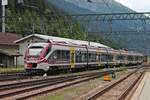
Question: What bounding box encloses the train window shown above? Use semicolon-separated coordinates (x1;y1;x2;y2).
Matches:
127;56;134;61
49;50;70;60
82;53;87;62
92;53;97;62
61;50;70;60
98;55;100;61
107;55;113;62
139;56;142;61
96;54;100;62
116;56;125;60
49;51;57;60
136;56;139;61
82;53;86;62
100;54;107;62
66;51;70;59
44;47;51;57
75;51;83;63
138;56;140;61
88;53;97;62
135;56;138;61
75;51;87;63
76;52;82;63
140;56;143;61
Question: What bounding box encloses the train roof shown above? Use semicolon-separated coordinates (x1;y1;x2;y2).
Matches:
119;50;143;56
15;34;111;49
14;34;144;56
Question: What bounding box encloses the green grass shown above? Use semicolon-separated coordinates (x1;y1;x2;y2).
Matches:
0;66;25;74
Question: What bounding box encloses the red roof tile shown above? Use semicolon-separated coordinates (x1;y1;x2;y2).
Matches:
0;33;21;45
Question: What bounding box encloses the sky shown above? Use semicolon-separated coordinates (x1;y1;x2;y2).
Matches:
115;0;150;12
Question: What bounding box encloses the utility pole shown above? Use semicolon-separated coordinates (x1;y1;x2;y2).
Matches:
1;0;8;33
2;3;5;33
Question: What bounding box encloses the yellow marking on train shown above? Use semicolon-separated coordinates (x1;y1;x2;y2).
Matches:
70;47;75;68
96;49;101;67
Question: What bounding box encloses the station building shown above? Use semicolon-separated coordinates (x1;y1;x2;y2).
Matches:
0;33;21;67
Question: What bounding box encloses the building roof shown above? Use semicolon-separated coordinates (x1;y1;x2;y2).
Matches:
14;34;111;48
0;33;21;45
0;49;21;57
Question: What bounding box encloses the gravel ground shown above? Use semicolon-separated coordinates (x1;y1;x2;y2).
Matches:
30;69;131;100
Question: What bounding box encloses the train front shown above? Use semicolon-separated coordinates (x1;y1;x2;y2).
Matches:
24;42;51;74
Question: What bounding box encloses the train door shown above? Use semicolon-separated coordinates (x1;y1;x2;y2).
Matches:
70;47;75;68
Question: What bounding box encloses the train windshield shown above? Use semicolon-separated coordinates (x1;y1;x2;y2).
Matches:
29;46;43;57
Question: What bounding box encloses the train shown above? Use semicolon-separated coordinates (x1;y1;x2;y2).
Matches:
24;35;144;74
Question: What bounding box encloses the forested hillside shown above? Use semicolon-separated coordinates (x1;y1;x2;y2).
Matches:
5;0;119;48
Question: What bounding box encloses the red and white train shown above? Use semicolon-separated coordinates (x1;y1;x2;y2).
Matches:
24;35;144;74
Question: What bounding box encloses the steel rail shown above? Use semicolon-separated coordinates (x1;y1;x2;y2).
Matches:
0;70;114;99
86;69;145;100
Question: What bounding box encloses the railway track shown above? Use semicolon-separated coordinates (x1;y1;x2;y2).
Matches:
0;69;115;100
0;65;148;100
0;72;34;82
0;65;147;82
0;65;145;82
86;69;145;100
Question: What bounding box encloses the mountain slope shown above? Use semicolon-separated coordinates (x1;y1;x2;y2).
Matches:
47;0;133;14
47;0;150;55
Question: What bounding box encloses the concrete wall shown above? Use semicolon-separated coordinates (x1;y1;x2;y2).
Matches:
17;37;44;65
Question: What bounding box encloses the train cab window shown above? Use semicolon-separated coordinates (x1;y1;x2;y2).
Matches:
28;46;43;57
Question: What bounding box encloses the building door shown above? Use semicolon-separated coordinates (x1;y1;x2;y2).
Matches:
0;53;2;64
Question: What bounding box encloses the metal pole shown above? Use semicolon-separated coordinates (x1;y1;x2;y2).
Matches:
32;17;35;34
2;5;5;33
40;16;45;33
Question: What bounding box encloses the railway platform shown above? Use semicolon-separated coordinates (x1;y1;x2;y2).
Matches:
131;71;150;100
